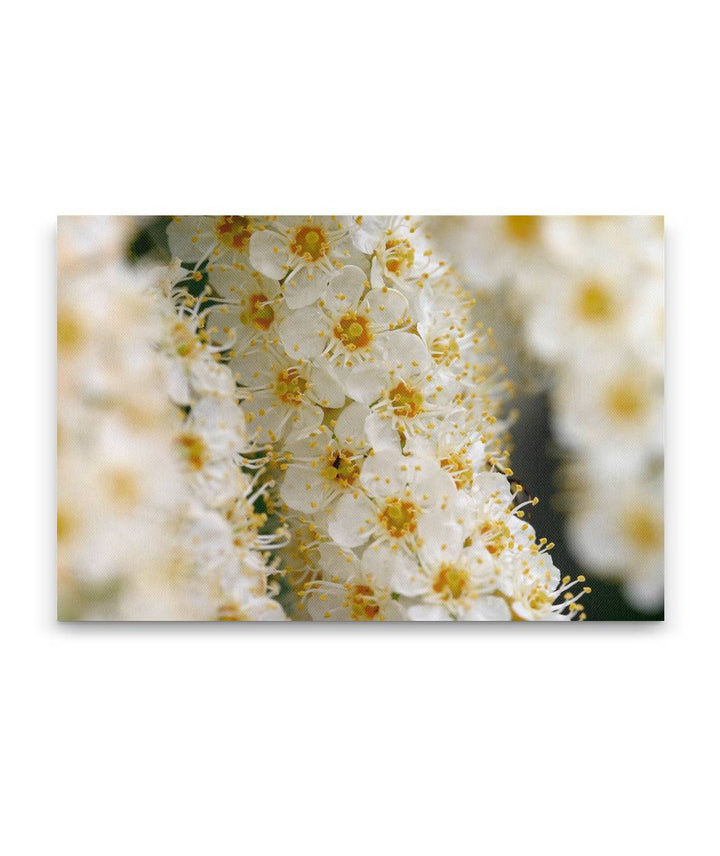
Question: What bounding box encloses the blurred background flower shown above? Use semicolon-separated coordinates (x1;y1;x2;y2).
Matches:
429;215;664;618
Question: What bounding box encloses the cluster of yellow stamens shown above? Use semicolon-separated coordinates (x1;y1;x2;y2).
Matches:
177;432;208;471
333;312;373;350
321;451;361;488
379;498;418;538
389;380;424;419
432;563;470;601
345;583;382;620
243;293;275;331
275;368;308;405
384;237;415;276
215;215;254;252
290;226;328;261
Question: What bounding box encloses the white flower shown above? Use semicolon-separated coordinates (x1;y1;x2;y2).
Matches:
234;345;345;446
302;543;405;621
344;331;460;453
58;215;134;272
160;297;236;406
167;215;263;267
552;354;663;473
404;412;489;492
567;472;663;610
328;449;456;560
519;230;662;366
205;266;286;355
416;273;478;369
277;264;410;370
249;216;358;309
279;401;370;513
387;511;510;621
177;396;247;508
427;215;553;292
356;216;434;282
499;553;586;621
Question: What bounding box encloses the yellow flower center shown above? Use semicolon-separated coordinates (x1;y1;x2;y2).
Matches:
527;584;552;612
389;380;424;419
431;335;460;366
275;368;308;405
605;380;647;421
384;238;415;276
321;450;361;487
504;216;541;243
347;584;381;621
576;280;616;322
247;293;275;330
177;432;208;471
379;498;418;538
215;216;253;252
334;313;373;350
105;468;141;508
440;451;473;490
57;311;85;354
623;508;663;552
432;563;470;600
290;225;328;261
479;519;511;555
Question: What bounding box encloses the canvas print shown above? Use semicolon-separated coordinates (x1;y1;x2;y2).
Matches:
57;215;664;621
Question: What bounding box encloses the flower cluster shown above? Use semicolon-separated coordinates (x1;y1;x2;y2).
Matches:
164;215;588;620
157;260;287;620
430;216;664;609
57;216;285;620
58;216;190;618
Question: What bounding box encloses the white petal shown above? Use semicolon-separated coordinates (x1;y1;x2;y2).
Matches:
359;448;409;498
370;255;386;289
279;307;329;360
232;349;276;387
328;492;376;548
284;425;333;461
364;412;401;454
167;216;216;262
325;265;368;315
352;216;385;254
334;401;371;449
464;596;512;621
418;513;464;567
243;393;284;444
360;540;415;589
407;604;451;621
413;464;457;513
280;465;329;513
190;358;236;398
165;357;191;406
364;287;408;329
308;365;345;408
283;264;329;309
249;230;289;279
317;542;361;581
344;364;386;404
285;402;324;443
380;330;432;371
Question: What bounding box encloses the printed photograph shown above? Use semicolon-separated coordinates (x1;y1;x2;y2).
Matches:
57;215;664;621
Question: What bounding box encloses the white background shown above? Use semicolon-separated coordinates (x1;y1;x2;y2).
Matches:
2;1;717;854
